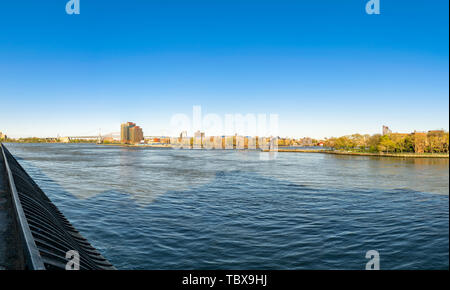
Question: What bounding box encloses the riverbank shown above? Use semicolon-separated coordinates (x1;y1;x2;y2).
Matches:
4;142;449;158
100;144;450;157
268;149;449;158
97;143;172;148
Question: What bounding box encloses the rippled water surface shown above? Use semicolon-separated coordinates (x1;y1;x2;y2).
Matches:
6;143;449;269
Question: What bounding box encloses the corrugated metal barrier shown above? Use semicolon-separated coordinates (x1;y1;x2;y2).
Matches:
1;144;115;270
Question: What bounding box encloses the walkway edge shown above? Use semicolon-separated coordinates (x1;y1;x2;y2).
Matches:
1;144;45;270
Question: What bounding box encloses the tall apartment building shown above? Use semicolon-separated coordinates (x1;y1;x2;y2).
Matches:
121;122;144;144
382;125;392;135
129;126;144;144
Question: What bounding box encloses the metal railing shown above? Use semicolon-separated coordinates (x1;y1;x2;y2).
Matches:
1;144;115;270
1;144;45;270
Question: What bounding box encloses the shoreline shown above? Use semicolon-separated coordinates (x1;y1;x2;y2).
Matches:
97;143;172;148
268;149;449;158
4;142;449;158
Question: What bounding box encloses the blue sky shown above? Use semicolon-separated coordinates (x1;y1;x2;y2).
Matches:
0;0;448;138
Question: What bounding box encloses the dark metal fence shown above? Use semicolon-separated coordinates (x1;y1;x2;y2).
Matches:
1;144;115;270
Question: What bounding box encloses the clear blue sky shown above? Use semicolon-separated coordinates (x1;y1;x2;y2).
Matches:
0;0;448;138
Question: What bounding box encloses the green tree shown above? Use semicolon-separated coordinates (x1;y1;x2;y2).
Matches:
367;134;381;152
377;135;396;153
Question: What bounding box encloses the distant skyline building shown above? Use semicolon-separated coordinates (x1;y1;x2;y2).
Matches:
121;122;144;144
130;126;144;144
121;122;135;143
194;130;205;138
180;131;188;138
193;131;205;149
0;131;7;140
382;125;392;136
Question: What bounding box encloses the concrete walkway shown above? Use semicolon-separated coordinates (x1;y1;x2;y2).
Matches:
0;148;23;270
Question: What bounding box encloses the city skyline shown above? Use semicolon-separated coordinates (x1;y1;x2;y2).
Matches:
0;1;448;139
1;120;449;139
2;122;448;141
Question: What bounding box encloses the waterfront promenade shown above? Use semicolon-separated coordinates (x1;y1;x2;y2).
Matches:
0;144;115;270
0;150;23;270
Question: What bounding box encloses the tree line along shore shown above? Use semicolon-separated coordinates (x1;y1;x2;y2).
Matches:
268;149;449;158
322;131;449;154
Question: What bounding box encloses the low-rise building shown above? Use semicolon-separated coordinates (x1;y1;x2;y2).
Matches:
58;137;71;143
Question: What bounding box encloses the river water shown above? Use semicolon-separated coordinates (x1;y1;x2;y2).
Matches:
5;143;449;269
